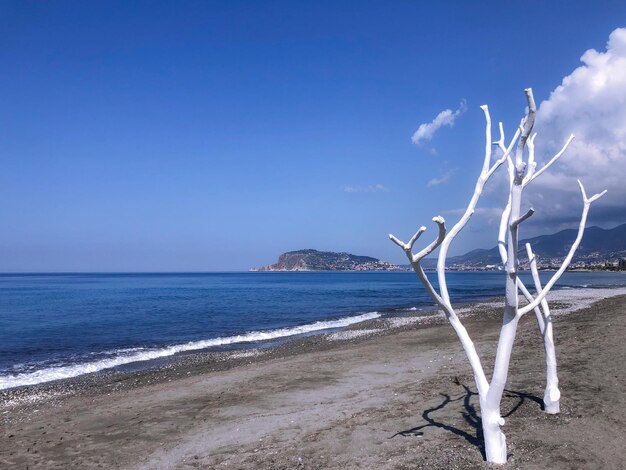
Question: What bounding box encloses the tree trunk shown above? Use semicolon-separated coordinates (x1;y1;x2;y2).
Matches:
528;248;561;414
481;145;527;462
482;311;520;464
481;399;507;464
542;317;561;413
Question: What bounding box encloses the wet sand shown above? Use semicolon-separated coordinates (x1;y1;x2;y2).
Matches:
1;289;626;469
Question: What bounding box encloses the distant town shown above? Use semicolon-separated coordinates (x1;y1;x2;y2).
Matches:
253;249;626;273
441;256;626;272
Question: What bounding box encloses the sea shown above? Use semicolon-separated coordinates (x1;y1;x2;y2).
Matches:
1;271;625;390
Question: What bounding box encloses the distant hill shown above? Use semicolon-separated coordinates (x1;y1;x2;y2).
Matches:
252;249;402;272
254;224;626;272
425;223;626;269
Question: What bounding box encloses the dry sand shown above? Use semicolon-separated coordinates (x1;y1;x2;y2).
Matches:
1;289;626;469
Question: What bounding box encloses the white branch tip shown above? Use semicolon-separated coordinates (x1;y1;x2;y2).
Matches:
578;180;608;204
591;190;608;202
388;234;404;248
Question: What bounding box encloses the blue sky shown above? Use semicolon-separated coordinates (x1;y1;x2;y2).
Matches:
1;1;625;271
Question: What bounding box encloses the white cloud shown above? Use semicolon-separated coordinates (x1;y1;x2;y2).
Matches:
343;184;389;193
426;169;456;187
528;27;626;227
412;100;467;145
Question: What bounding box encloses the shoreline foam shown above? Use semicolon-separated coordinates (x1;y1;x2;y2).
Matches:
0;311;381;390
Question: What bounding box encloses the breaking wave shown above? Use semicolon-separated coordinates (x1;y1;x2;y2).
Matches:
0;311;381;390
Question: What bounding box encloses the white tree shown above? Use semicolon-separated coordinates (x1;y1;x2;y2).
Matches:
389;88;606;464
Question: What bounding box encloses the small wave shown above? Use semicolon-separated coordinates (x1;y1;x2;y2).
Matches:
89;347;145;356
0;311;380;390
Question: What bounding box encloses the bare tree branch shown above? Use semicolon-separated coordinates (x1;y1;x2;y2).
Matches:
389;226;426;253
498;168;514;265
518;181;607;315
524;132;538;181
438;109;519;306
414;216;446;262
516;277;545;331
524;244;549;330
480;105;492;173
510;208;534;229
390;222;489;397
526;242;561;413
524;134;575;187
388;234;407;249
515;89;536;168
486;129;520;179
408;227;427;250
493;121;505;150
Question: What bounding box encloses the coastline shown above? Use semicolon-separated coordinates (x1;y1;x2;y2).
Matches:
2;287;626;468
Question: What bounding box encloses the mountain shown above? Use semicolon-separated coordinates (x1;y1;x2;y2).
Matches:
252;249;402;272
439;223;626;269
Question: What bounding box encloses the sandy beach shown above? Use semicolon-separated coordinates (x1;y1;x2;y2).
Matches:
2;288;626;469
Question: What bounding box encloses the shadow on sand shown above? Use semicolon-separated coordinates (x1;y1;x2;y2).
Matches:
390;377;543;460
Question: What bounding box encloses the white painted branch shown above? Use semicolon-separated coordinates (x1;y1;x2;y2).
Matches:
388;234;407;249
494;123;519;179
497;222;509;265
412;257;446;308
516;277;545;333
514;89;535;167
494;121;505;149
510;208;534;229
413;268;489;397
407;227;427;250
480;105;492;173
497;151;515;266
526;243;561;413
518;181;607;316
578;180;608;203
447;316;489;397
486;129;520;179
525;245;549;332
524;134;575;187
389;226;426;252
524;133;538;182
495;131;513;266
389;224;489;397
390;230;445;309
505;154;515;186
437;110;519;306
389;224;444;306
388;217;445;264
414;216;446;262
